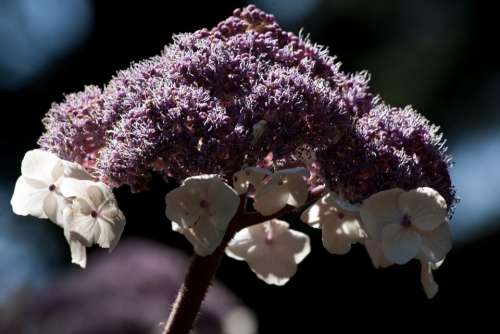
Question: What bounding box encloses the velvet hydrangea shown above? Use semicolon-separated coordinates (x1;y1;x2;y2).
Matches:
38;5;456;210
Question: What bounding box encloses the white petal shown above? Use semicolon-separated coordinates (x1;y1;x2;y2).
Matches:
205;176;240;230
279;168;308;207
60;179;113;211
253;168;308;215
60;179;95;202
70;210;101;245
419;223;452;263
68;235;88;268
285;180;308;207
360;188;405;240
232;167;271;195
226;227;258;261
62;160;95;180
97;208;126;250
301;192;365;254
86;184;105;208
420;261;439;299
300;201;323;228
229;220;310;286
11;176;49;218
253;182;289;215
246;245;297;286
381;224;422;265
398;187;447;231
43;192;60;223
165;185;203;229
268;220;311;263
179;216;226;256
322;218;364;255
62;222;90;268
21;149;63;183
363;239;393;268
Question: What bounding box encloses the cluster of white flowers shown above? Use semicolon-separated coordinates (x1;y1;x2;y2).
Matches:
165;165;452;297
302;187;451;298
11;150;452;298
165;167;312;285
10;149;126;268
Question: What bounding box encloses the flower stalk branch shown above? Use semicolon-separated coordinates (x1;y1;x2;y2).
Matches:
163;189;324;334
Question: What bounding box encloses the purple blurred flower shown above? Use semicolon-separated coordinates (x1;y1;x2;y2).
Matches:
0;239;255;334
38;5;455;209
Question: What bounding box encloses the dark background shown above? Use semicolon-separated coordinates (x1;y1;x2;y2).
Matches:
1;0;499;332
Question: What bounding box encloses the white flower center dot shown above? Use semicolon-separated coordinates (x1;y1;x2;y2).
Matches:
91;210;98;218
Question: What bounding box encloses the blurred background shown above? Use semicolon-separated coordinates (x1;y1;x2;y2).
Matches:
1;0;499;332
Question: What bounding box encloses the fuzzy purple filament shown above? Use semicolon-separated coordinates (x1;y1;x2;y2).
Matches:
38;5;456;209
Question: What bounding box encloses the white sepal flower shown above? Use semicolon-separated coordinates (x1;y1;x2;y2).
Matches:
60;179;126;250
360;187;451;265
253;168;309;216
11;149;66;221
165;175;240;256
226;219;310;286
11;149;94;222
233;167;272;195
301;192;366;255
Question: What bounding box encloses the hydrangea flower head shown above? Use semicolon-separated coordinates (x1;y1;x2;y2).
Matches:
12;5;458;303
37;5;456;212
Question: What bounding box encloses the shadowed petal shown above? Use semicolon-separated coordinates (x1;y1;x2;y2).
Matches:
21;149;62;183
382;224;421;265
11;176;48;218
399;187;447;231
361;188;404;239
420;223;452;263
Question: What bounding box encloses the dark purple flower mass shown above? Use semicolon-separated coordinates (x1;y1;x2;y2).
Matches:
38;5;456;209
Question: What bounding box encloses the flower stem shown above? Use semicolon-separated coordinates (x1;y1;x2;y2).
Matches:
162;245;227;334
163;189;324;334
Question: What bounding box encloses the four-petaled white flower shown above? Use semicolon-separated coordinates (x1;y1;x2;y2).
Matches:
60;179;126;251
232;167;272;195
301;192;366;255
226;219;311;286
165;175;240;256
253;168;309;216
11;149;126;268
10;149;93;222
360;187;452;265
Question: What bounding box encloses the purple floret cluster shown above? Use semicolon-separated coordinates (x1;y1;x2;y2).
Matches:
38;5;456;208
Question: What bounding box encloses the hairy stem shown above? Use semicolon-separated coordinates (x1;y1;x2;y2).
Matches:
163;188;324;334
162;242;228;334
